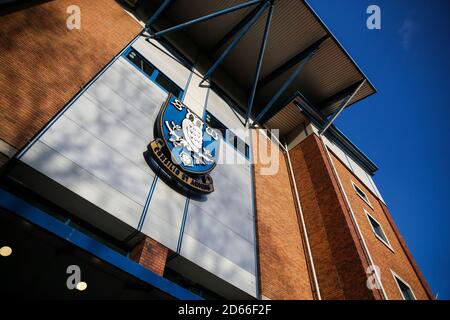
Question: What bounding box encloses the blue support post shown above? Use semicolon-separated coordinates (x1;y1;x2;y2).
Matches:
318;79;366;136
245;3;274;125
145;0;175;31
152;0;262;38
253;48;318;124
201;0;270;84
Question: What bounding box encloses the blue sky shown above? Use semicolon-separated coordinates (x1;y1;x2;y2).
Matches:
307;0;450;299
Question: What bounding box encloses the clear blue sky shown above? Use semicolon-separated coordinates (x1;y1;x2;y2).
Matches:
307;0;450;299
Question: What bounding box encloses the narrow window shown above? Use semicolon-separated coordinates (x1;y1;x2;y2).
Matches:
393;274;416;300
124;48;182;98
154;72;182;98
366;211;391;248
352;181;371;206
205;112;226;139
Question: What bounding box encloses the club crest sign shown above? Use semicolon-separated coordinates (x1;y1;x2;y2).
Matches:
148;95;219;194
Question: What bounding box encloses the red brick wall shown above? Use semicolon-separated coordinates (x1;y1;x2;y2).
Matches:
0;0;141;150
130;237;169;276
289;134;380;300
330;151;433;300
253;130;314;300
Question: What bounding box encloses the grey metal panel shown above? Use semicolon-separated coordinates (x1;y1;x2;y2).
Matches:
184;201;255;274
38;115;152;206
132;37;191;89
62;95;152;174
180;233;257;297
90;61;168;118
21;141;143;229
141;179;187;252
182;70;207;116
206;90;246;136
324;136;385;202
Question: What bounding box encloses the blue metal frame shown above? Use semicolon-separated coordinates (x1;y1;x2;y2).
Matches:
0;188;202;300
208;2;266;55
317;92;353;136
201;1;270;84
253;47;318;124
145;0;175;30
258;35;328;89
137;173;159;231
152;0;262;38
245;3;274;125
318;79;366;136
122;47;185;100
176;196;190;253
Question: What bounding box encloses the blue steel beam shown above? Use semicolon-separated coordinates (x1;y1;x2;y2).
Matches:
253;47;319;125
0;188;201;300
145;0;175;31
245;3;274;125
208;2;265;55
201;0;270;84
258;35;329;88
152;0;262;38
318;79;366;136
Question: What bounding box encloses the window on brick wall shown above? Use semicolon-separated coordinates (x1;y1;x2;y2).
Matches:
392;272;416;300
352;181;372;207
365;210;392;250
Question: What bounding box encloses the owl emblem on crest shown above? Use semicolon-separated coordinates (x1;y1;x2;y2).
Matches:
161;96;218;172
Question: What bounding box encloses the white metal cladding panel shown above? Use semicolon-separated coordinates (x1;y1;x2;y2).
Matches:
347;156;385;202
140;179;187;250
180;233;256;297
132;37;191;89
324;137;352;169
180;136;256;295
324;136;385;203
36;115;152;206
91;58;168;118
62;96;151;174
206;90;246;138
184;201;255;273
182;70;208;117
217;138;250;169
21;141;142;228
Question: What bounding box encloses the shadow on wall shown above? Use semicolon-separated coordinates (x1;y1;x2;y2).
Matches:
0;0;141;150
0;0;52;16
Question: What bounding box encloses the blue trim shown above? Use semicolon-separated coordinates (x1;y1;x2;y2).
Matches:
153;0;262;39
0;188;202;300
145;0;175;29
254;48;317;124
122;47;184;100
137;174;159;231
245;3;274;124
16;35;142;160
176;196;190;254
202;1;270;82
181;70;194;103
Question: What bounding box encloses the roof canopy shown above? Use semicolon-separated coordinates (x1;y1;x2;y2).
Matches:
145;0;376;121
